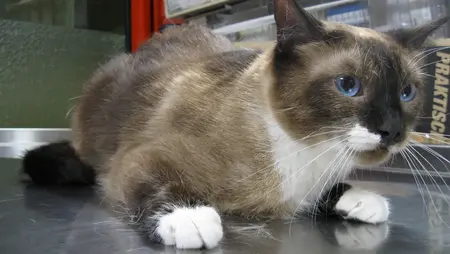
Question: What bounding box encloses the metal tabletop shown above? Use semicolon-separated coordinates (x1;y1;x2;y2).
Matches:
1;129;450;253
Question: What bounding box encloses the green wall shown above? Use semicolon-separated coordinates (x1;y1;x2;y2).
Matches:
0;20;124;127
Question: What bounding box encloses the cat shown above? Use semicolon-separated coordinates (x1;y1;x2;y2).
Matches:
22;0;449;250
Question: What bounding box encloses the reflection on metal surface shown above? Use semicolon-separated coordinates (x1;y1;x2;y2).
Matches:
0;128;71;158
1;167;449;253
428;194;450;254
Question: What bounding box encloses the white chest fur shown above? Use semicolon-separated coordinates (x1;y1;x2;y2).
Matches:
265;117;355;212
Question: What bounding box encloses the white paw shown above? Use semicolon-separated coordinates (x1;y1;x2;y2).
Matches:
335;221;389;250
335;188;389;224
156;206;223;249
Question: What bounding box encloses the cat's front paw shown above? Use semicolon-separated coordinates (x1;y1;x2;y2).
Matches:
156;206;223;249
335;188;389;224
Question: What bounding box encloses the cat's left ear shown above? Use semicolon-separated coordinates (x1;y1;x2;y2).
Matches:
274;0;325;49
387;17;449;50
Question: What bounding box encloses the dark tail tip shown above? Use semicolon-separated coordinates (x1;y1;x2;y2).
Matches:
22;141;96;186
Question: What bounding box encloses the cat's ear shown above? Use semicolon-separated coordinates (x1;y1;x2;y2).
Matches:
387;17;449;50
274;0;325;49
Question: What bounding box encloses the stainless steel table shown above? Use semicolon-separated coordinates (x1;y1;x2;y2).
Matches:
1;129;450;254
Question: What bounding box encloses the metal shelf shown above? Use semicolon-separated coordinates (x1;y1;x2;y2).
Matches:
213;0;360;35
165;0;245;18
212;0;448;41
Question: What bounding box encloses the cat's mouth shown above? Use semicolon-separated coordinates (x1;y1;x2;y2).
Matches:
345;124;408;165
353;146;391;166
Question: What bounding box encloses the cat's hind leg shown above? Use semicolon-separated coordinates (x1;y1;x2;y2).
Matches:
315;183;390;224
101;146;223;249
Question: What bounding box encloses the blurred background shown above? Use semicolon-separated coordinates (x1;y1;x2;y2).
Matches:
0;0;448;129
0;0;126;128
1;3;450;253
0;2;449;251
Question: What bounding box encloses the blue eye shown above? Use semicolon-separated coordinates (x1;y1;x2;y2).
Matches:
334;76;361;97
400;84;416;102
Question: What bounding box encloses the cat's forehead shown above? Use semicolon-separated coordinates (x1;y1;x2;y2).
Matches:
323;22;416;66
301;23;421;83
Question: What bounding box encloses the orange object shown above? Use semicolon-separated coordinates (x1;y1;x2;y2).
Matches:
151;0;164;35
130;0;184;52
131;0;151;52
152;1;184;34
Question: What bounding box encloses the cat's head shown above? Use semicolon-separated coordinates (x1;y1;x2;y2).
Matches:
268;0;449;166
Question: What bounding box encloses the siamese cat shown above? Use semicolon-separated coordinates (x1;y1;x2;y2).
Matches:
22;0;449;250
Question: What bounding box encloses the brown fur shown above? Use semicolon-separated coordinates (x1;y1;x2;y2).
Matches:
68;8;447;221
269;23;426;166
72;26;290;218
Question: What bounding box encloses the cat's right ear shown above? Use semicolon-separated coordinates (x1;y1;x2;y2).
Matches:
386;16;449;50
274;0;325;49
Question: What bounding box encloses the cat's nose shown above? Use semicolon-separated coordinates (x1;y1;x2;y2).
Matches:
376;122;403;147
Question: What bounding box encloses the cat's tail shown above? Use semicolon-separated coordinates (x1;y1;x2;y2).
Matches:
21;141;96;186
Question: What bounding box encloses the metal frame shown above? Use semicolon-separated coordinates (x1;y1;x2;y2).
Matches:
213;0;360;35
0;128;71;159
164;0;243;19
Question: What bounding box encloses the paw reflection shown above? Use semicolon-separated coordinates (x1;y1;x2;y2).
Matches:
334;221;389;250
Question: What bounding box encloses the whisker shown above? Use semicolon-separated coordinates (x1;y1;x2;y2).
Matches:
400;150;429;216
257;129;348;151
409;46;450;69
417;72;438;79
407;145;450;206
311;146;350;221
409;47;444;63
335;148;355;191
409;139;450;172
237;134;348;183
286;138;350;235
300;130;347;141
404;147;450;228
260;138;348;203
411;131;450;138
419;59;447;69
314;146;354;219
274;107;298;113
411;134;450;146
416;113;450;119
319;126;352;130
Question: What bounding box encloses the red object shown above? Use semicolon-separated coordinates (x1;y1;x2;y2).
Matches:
131;0;151;52
130;0;184;52
153;1;184;33
151;0;164;35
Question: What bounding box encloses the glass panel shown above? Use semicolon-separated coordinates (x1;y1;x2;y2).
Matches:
0;0;126;128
